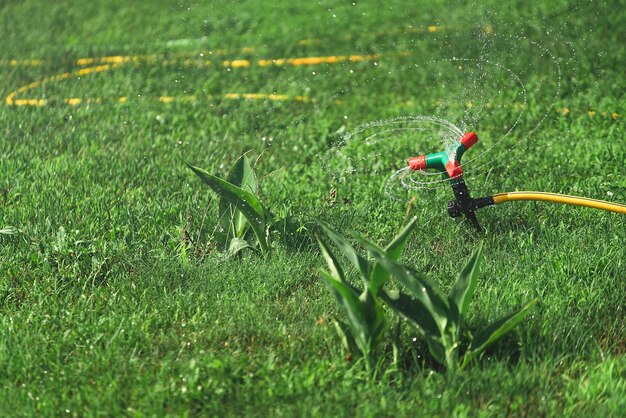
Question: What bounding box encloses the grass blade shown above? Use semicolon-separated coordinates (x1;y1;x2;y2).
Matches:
187;164;269;252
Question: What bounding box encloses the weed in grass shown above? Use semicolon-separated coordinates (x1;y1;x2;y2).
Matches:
315;217;418;371
187;153;308;255
363;242;536;373
187;154;270;255
318;218;536;374
218;154;259;253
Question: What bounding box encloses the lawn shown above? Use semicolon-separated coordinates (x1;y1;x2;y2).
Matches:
1;0;625;416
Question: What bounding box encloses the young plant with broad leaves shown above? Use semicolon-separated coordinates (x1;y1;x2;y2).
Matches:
358;241;536;373
315;217;418;371
187;154;270;255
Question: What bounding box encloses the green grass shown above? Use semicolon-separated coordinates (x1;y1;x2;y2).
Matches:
1;0;625;416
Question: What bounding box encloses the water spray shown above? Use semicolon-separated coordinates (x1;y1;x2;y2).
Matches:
407;132;626;232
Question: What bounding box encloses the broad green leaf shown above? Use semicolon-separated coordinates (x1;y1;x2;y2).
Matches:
369;263;389;293
448;244;482;331
331;318;360;358
359;288;387;357
319;270;361;306
316;236;346;282
355;217;418;292
369;313;386;350
359;241;450;335
316;219;371;287
378;287;446;366
425;337;446;365
227;237;253;257
319;271;383;355
188;164;269;253
379;288;440;338
227;154;257;195
464;299;537;365
220;154;257;237
384;216;418;260
350;233;388;292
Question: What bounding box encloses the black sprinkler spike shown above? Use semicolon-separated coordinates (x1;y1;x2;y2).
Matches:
446;179;495;232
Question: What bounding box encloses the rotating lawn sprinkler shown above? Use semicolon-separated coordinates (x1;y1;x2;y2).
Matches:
407;132;626;232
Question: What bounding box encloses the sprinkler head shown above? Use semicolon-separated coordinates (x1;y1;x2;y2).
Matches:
407;132;478;179
407;132;493;232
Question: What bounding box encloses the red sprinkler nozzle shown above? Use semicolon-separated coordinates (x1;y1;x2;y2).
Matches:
445;161;463;179
408;155;427;171
460;131;478;149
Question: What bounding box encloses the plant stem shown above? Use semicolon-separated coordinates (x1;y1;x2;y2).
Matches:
445;347;459;375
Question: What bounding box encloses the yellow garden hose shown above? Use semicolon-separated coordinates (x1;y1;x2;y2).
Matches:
492;191;626;215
